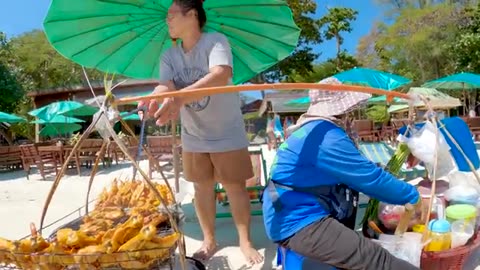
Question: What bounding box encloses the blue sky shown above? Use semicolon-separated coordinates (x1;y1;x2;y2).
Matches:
0;0;386;99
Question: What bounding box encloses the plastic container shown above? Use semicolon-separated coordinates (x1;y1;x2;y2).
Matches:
450;220;474;249
417;195;446;223
424;219;451;252
446;204;477;227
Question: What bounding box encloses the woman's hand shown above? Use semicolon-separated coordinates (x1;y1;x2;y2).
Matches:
137;85;170;120
154;97;181;126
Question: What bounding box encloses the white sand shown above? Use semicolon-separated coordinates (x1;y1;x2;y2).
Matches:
0;145;280;270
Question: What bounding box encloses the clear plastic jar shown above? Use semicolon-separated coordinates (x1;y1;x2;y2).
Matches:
424;219;451;252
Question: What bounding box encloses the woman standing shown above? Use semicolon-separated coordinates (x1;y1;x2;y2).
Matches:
139;0;263;264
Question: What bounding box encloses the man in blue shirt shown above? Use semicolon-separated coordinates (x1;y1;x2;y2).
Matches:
262;77;421;269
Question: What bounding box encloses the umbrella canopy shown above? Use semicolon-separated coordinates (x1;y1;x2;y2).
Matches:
29;101;97;120
0;112;26;123
120;111;140;121
422;72;480;90
31;115;85;124
388;87;461;113
39;123;82;137
367;95;407;104
333;67;412;90
284;96;310;107
43;0;301;85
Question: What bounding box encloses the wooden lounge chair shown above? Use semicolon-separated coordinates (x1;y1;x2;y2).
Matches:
19;144;59;180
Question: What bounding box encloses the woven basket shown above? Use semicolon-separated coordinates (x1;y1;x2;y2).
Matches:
421;230;480;270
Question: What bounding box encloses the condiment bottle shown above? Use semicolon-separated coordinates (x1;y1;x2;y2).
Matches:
424;219;451;252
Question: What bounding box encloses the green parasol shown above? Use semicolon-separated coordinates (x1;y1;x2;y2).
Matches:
31;115;85;124
422;72;480;90
120;111;141;121
284;96;310;107
43;0;301;84
333;67;411;90
39;123;83;137
29;101;97;121
0;112;26;123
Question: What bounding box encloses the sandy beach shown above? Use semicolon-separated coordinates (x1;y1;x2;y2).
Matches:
0;145;279;270
1;145;479;270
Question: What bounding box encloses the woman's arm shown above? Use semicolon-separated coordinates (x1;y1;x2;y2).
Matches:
176;33;233;105
314;127;419;205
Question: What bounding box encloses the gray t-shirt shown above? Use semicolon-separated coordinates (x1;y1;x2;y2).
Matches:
160;32;248;153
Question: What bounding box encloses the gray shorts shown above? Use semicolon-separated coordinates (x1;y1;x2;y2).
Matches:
280;217;420;270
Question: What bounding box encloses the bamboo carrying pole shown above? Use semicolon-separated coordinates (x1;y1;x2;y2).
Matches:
114;83;411;106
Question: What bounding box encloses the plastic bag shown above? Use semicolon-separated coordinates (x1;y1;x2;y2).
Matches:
446;170;480;194
444;185;480;205
378;203;422;230
373;233;423;267
406;121;456;178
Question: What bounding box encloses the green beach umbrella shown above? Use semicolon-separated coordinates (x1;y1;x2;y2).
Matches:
333;67;411;90
0;112;26;123
284;96;310;107
29;101;97;120
43;0;301;85
367;95;406;104
31;115;85;124
422;72;480;90
120;111;141;121
39;123;82;137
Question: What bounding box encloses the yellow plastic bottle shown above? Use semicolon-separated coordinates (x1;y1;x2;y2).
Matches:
425;219;452;252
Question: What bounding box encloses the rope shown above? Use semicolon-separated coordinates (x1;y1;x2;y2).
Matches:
132;106;148;180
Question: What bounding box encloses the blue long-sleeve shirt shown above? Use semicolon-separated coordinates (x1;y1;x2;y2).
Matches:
262;120;419;242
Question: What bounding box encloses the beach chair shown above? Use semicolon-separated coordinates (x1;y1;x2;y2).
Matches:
214;148;267;218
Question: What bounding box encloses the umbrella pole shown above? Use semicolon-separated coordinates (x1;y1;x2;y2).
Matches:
118;119;173;195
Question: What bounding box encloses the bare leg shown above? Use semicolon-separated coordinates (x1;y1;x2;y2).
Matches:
223;182;264;264
192;182;218;261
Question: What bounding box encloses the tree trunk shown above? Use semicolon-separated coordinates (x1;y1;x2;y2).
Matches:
0;128;14;146
335;33;341;69
250;73;267;98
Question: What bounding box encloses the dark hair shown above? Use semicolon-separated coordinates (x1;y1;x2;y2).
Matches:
174;0;207;29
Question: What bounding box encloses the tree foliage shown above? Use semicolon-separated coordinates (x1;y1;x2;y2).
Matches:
451;3;480;73
7;30;105;91
357;4;463;84
0;33;24;113
259;0;322;83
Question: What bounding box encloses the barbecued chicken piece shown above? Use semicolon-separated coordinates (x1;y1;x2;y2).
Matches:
141;232;180;260
111;215;143;251
74;244;107;265
56;228;98;249
117;224;157;252
37;241;75;266
0;238;14;264
0;238;14;251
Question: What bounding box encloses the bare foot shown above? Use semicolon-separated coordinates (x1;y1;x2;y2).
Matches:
192;241;218;262
240;242;264;265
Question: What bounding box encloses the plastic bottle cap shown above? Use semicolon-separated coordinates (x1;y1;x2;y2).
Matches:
428;219;451;233
445;204;477;220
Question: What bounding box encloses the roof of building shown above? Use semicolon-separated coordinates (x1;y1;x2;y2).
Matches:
259;91;309;115
27;79;158;97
